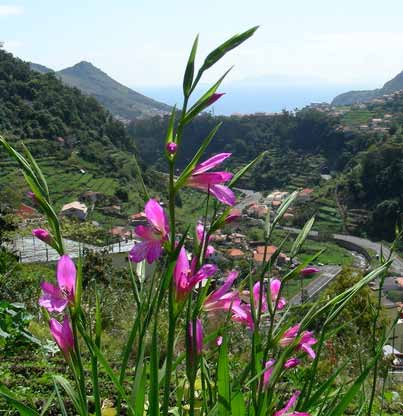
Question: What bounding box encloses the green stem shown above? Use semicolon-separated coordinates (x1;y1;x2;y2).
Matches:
71;311;87;413
162;292;177;416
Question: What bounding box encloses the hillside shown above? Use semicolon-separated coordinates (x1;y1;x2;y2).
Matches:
0;49;151;222
332;70;403;106
30;61;171;121
129;109;361;190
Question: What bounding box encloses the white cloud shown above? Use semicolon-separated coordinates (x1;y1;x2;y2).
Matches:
0;5;23;16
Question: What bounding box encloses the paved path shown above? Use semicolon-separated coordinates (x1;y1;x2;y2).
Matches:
289;265;342;305
10;236;139;263
333;234;403;275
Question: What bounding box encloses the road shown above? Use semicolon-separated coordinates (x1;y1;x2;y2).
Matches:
289;265;342;305
333;234;403;275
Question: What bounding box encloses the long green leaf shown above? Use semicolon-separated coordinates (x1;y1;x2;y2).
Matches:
290;216;315;258
183;35;199;97
198;26;259;74
217;334;231;415
174;123;222;190
0;384;40;415
53;375;83;415
182;68;232;125
228;151;267;188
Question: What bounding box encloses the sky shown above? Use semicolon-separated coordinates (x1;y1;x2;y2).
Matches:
2;0;403;92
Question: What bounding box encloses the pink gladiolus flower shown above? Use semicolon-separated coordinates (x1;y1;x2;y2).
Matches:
300;267;320;276
279;324;317;360
263;359;275;389
166;142;177;154
216;336;223;346
274;391;310;416
174;247;217;302
284;358;300;369
279;324;301;347
196;223;215;257
188;318;203;356
270;279;287;310
32;228;52;245
204;271;239;313
206;92;225;106
49;315;74;357
186;153;236;206
129;199;169;264
297;331;317;360
39;255;76;312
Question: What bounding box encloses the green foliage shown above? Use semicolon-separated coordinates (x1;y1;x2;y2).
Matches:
0;301;39;354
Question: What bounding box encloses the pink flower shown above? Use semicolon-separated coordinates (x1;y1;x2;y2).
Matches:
129;199;169;264
166;142;177;154
297;331;317;360
300;267;320;276
32;228;52;245
39;255;76;312
270;279;287;310
274;391;310;416
263;359;275;389
284;358;300;369
204;271;239;313
196;223;215;257
279;324;301;347
49;315;74;357
188;318;203;357
216;336;223;346
186;153;236;206
232;282;267;329
174;247;217;302
279;324;317;360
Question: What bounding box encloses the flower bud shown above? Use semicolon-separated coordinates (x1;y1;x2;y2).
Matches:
207;92;225;106
32;228;52;245
166;142;177;155
284;357;300;369
301;266;320;276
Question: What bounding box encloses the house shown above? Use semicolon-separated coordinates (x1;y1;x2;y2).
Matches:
60;201;88;220
102;205;121;215
253;245;289;265
110;226;132;239
15;204;39;220
129;212;148;226
298;188;314;202
226;248;245;260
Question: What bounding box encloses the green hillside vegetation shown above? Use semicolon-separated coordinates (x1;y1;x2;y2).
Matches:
30;60;171;120
332;69;403;106
129;109;357;190
0;49;153;224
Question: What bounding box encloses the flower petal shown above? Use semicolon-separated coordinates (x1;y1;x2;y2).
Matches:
145;199;169;236
57;255;76;297
189;263;218;288
129;240;162;264
207;270;238;303
209;184;236;206
135;225;159;241
39;282;68;313
192;153;232;175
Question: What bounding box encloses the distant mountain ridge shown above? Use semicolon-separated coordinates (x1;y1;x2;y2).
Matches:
332;70;403;106
30;61;171;120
